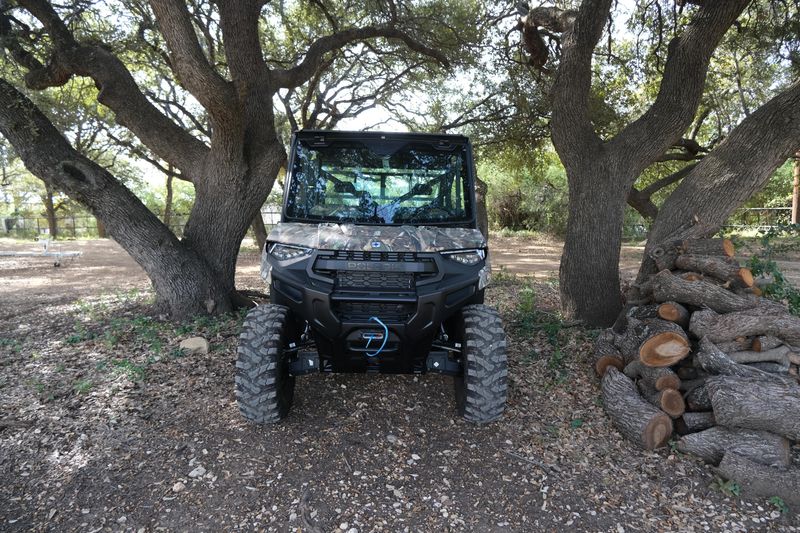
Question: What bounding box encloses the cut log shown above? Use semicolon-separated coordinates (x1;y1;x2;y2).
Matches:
727;346;790;364
637;319;691;367
593;333;625;377
624;360;681;391
649;238;734;271
674;412;715;435
677;427;790;466
752;335;783;352
747;361;790;374
657;301;690;329
613;317;646;364
638;382;685;418
690;308;800;345
601;367;673;450
674;254;753;288
679;271;704;282
694;337;794;384
685;384;712;412
627;304;661;321
679;377;707;393
706;375;800;440
651;270;776;314
715;337;753;353
717;453;800;509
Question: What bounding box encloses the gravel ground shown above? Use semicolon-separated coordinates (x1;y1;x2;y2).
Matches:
1;241;799;531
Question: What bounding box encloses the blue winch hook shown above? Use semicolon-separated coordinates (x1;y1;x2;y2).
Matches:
365;316;389;357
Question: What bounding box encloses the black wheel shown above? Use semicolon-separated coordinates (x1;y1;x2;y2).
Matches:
235;304;296;423
453;304;508;424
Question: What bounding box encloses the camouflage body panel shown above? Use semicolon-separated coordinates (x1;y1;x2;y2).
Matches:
267;222;486;252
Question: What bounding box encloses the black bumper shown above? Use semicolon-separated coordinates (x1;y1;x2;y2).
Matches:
268;250;484;373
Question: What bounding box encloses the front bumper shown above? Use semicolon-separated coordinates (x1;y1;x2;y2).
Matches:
265;248;485;373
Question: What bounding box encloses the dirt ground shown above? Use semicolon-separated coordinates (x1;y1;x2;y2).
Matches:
1;236;799;531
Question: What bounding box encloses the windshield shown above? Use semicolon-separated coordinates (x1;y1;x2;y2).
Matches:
285;139;473;225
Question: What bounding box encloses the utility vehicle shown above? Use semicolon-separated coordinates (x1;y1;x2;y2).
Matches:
236;130;507;424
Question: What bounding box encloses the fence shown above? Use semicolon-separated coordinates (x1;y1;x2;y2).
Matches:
1;206;282;240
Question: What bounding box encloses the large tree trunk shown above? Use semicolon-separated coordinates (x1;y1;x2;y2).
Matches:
792;151;799;224
559;163;628;326
163;171;174;228
0;80;236;318
42;183;58;239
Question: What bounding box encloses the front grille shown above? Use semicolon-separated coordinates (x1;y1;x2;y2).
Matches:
333;301;414;323
337;271;413;290
324;250;420;262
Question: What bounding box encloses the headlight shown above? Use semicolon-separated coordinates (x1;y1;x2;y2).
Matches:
268;243;312;261
441;249;485;266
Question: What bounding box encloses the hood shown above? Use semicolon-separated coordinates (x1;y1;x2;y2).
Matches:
267;222;486;253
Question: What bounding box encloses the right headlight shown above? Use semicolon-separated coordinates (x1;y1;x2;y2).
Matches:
441;249;486;266
268;243;312;261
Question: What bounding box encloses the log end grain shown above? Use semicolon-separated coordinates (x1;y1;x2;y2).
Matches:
640;332;691;366
596;355;625;377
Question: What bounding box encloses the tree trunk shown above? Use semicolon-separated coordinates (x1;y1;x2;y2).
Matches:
559;163;627;327
475;176;489;240
689;308;800;346
706;375;800;440
164;170;174;228
677;427;790;467
717;453;800;509
0;80;237;318
694;337;793;384
251;211;269;252
601;367;673;450
793;151;799;224
42;183;58;239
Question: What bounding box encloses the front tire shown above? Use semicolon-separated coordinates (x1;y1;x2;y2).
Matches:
235;304;296;424
453;304;508;424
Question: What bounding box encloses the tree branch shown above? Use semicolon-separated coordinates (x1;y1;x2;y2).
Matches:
13;0;209;177
271;25;450;89
149;0;236;121
610;0;751;174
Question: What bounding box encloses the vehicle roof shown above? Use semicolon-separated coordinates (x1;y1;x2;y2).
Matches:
294;129;470;144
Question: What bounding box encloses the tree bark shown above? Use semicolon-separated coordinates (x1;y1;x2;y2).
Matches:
638;80;800;283
717;453;800;509
685;383;712;412
673;254;752;288
792;151;799;224
638;381;685;418
250;211;268;252
706;375;800;440
594;331;624;377
163;171;174;228
694;337;794;385
42;183;58;239
602;367;673;450
657;301;690;330
675;412;715;435
752;335;783;352
649;238;734;271
650;270;776;314
727;346;791;365
677;427;790;467
624;360;680;391
689;308;800;346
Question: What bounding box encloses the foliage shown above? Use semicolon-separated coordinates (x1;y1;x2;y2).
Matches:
769;496;789;514
739;224;800;316
710;476;741;498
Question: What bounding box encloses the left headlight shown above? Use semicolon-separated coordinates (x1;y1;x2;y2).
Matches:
441;249;486;266
268;242;312;261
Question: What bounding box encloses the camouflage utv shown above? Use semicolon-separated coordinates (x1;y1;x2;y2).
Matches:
236;130;507;424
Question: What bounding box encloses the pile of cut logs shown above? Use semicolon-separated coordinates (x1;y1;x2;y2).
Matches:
595;238;800;506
